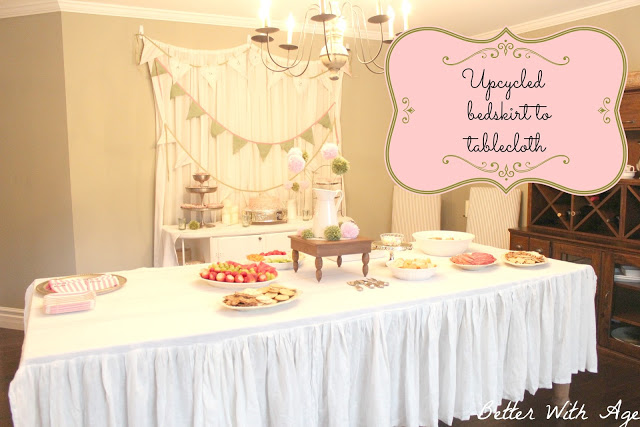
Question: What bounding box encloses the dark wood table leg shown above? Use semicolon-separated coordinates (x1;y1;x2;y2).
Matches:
315;257;323;282
337;255;342;267
292;250;299;272
362;253;370;277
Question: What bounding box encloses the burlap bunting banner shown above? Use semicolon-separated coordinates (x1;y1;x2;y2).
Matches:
210;121;225;138
170;83;186;99
300;128;315;145
186;102;206;119
256;143;272;160
232;135;247;154
281;140;294;152
318;113;333;130
150;60;168;77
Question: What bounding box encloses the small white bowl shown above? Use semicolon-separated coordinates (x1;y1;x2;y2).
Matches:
386;260;438;281
412;230;474;257
622;171;636;179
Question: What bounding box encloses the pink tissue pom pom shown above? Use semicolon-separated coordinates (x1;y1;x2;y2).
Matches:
284;181;294;190
296;228;305;237
340;221;360;239
321;143;339;160
288;154;305;173
288;147;303;158
300;180;311;190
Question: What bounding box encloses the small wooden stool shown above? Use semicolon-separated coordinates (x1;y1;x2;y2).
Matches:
289;236;373;282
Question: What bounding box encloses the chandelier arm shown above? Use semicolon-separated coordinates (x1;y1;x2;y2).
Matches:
259;43;291;72
288;7;320;68
284;30;317;77
264;37;299;70
363;61;385;74
264;6;322;71
347;4;385;66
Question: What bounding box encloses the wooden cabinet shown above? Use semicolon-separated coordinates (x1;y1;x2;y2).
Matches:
600;252;640;360
510;226;640;361
510;83;640;361
621;90;640;130
508;234;551;257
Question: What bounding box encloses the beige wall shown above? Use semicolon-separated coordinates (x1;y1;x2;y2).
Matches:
0;13;76;309
60;13;158;273
342;57;394;239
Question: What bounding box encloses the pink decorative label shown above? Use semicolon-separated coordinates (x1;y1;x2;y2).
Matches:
385;28;628;194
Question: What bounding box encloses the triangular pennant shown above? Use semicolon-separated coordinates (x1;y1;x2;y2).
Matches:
232;135;248;154
319;113;333;130
186;102;206;120
227;53;247;79
174;146;192;169
150;60;168;77
156;129;177;146
300;128;314;145
257;143;272;161
201;66;219;88
170;83;186;99
140;41;163;65
281;140;294;152
169;57;190;81
210;121;226;138
293;77;309;94
248;48;262;66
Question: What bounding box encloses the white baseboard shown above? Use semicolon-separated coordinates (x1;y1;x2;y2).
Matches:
0;307;24;330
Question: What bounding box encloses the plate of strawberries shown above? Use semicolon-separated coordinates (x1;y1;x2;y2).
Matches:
199;260;279;289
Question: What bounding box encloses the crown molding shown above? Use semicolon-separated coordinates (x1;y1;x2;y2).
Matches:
2;0;638;41
0;1;381;38
0;1;59;19
473;0;640;39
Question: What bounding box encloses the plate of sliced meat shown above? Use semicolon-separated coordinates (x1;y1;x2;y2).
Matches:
450;252;498;270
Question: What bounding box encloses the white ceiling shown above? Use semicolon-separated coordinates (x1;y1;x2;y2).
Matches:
2;0;640;37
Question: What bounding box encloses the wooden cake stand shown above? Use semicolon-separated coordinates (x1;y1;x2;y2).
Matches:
289;236;374;282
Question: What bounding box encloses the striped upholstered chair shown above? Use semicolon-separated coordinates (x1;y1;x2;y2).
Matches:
391;186;441;242
465;186;522;249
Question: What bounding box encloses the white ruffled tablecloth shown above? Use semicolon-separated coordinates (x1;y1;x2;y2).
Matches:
10;244;597;427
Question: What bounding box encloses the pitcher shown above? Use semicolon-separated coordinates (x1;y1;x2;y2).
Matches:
312;188;344;238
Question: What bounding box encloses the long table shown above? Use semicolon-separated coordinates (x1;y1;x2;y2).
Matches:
10;244;597;426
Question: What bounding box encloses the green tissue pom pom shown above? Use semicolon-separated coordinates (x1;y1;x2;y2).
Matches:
331;156;350;175
302;151;309;162
301;229;314;239
292;182;300;192
324;225;342;241
188;220;200;230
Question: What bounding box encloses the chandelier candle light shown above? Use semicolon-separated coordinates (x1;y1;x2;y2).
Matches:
252;0;411;79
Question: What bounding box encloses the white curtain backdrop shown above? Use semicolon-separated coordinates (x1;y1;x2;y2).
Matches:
140;37;344;266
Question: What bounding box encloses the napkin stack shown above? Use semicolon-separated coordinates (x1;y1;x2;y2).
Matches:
47;274;119;293
43;291;96;315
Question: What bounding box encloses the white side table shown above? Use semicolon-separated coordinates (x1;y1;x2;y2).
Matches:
160;220;308;267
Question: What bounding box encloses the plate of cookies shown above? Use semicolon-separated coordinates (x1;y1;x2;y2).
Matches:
221;285;300;310
503;251;547;267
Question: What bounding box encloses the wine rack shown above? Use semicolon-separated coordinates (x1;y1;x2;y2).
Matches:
529;181;636;242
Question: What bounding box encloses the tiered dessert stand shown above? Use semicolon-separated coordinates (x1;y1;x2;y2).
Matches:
182;172;223;228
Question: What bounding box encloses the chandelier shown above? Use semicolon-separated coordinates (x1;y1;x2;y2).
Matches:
251;1;411;80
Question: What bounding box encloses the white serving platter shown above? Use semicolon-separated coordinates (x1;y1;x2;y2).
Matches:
220;290;301;311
